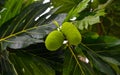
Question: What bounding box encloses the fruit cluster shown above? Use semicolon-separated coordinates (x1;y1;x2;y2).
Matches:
45;22;82;51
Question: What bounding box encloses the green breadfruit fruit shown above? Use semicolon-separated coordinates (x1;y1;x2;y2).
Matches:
61;22;82;45
45;30;64;51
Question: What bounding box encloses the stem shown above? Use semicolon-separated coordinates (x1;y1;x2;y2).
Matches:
96;0;113;10
67;44;85;75
100;22;106;35
52;20;60;28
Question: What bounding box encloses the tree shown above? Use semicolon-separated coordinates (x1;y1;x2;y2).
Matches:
0;0;120;75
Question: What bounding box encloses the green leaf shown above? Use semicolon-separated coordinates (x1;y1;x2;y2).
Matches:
100;56;120;66
76;16;100;30
71;0;90;16
0;51;18;75
9;51;55;75
75;9;105;30
63;47;95;75
51;0;80;13
97;36;120;48
64;0;90;21
79;44;116;75
92;56;115;75
0;2;58;51
110;64;120;74
63;50;75;75
0;0;34;27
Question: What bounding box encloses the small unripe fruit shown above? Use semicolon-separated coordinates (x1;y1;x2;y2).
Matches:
61;22;82;45
45;30;64;51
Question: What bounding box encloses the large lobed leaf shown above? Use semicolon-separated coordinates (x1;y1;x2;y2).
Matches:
9;51;55;75
64;0;90;22
75;9;106;30
77;44;117;75
0;1;66;75
63;47;95;75
0;2;58;51
0;0;35;27
63;35;120;75
51;0;81;13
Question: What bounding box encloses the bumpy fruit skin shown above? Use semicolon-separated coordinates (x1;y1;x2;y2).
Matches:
45;30;64;51
61;22;82;45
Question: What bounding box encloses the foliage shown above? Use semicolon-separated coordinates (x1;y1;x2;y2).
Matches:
0;0;120;75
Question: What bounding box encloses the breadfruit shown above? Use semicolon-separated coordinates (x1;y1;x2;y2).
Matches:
61;22;82;45
45;30;64;51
